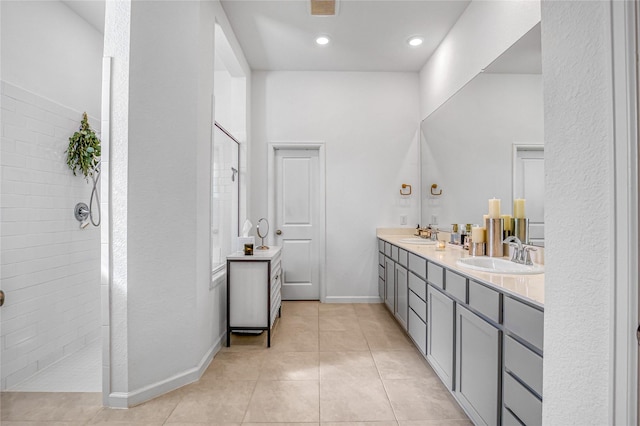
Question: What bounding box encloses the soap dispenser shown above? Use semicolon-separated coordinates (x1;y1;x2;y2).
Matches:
450;224;460;244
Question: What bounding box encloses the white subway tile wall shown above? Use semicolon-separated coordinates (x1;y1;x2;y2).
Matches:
1;81;101;390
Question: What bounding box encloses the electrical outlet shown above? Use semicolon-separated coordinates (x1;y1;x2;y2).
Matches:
400;214;408;225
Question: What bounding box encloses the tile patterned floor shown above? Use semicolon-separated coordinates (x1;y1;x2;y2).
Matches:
0;301;471;425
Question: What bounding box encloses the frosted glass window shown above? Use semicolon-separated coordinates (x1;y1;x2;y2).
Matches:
212;125;239;271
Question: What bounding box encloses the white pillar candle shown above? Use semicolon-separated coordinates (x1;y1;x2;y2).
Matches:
488;198;501;219
471;226;485;243
514;199;526;219
501;214;512;231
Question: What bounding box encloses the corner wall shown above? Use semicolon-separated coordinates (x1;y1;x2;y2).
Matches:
541;1;615;423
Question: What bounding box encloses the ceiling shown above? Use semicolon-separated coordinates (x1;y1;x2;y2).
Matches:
61;0;471;73
220;0;470;72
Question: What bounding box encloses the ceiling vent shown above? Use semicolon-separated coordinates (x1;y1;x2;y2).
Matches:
310;0;338;16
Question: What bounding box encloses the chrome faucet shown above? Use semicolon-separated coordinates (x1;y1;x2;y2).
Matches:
503;236;537;265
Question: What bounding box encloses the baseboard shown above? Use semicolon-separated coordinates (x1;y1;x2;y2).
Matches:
324;296;383;304
106;331;226;408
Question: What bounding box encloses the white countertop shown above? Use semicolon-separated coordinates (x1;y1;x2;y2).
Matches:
227;246;281;261
377;230;544;307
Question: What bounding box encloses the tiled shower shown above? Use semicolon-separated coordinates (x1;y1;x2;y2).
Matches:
0;81;101;391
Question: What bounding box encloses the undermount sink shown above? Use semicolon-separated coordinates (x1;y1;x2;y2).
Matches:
456;257;544;275
398;238;436;245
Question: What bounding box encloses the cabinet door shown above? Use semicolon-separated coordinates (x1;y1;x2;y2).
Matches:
395;264;408;330
384;257;395;312
427;286;455;390
455;305;500;426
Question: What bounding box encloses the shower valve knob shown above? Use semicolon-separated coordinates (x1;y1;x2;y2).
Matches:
276;230;282;235
0;290;5;307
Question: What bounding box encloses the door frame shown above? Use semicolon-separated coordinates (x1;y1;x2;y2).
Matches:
611;0;639;423
267;143;327;302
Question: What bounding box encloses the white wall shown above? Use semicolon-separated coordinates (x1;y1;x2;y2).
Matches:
1;1;103;118
103;0;250;406
0;1;103;390
419;0;540;120
251;71;419;301
541;1;615;423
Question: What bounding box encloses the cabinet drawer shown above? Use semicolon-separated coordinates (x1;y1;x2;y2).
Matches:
384;242;392;257
378;253;384;266
409;290;427;322
398;249;408;267
408;272;426;300
445;270;466;302
502;407;525;426
468;280;500;323
504;297;544;351
378;264;385;279
427;263;444;289
408;308;426;355
378;239;385;253
504;335;543;397
408;253;426;280
391;245;399;262
503;373;542;426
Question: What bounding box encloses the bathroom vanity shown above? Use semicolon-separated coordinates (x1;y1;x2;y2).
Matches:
377;230;543;426
226;246;282;347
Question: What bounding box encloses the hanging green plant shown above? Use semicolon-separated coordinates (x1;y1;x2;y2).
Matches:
66;112;101;181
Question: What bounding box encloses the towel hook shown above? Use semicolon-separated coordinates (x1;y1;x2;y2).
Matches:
430;184;443;196
400;184;412;196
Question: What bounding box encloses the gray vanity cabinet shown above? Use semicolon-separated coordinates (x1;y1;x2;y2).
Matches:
384;256;395;312
427;285;455;390
455;305;500;426
395;263;408;330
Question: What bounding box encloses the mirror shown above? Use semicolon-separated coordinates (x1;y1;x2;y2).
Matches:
420;24;545;246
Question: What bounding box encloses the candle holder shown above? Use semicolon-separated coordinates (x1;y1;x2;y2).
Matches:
485;218;504;258
469;242;485;256
513;218;529;244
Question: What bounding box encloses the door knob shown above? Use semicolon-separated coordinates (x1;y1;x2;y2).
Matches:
276;229;282;235
0;290;5;307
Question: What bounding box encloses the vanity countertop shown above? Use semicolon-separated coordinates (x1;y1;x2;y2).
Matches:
377;229;544;307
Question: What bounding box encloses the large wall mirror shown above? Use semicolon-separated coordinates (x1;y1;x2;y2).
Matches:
420;23;545;246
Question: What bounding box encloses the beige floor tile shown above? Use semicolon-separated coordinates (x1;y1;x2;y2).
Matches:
319;315;361;331
243;380;320;423
201;351;265;381
353;303;388;316
319;330;369;352
318;303;356;316
89;390;184;424
0;392;102;422
259;351;320;380
319;351;379;380
275;315;319;333
372;350;435;380
244;423;319;426
319;378;395;422
322;422;398;426
0;422;88;426
270;330;319;352
165;380;255;423
282;301;320;317
166;423;240;426
358;317;403;335
363;329;415;351
398;420;473;426
383;379;468;421
220;331;268;352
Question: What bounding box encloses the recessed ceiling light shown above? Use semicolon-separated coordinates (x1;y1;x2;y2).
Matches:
408;37;424;47
316;35;330;46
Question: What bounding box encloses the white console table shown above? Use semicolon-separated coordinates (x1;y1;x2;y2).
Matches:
226;246;282;347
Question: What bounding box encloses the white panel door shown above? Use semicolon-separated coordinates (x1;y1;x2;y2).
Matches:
275;149;320;300
514;146;544;245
